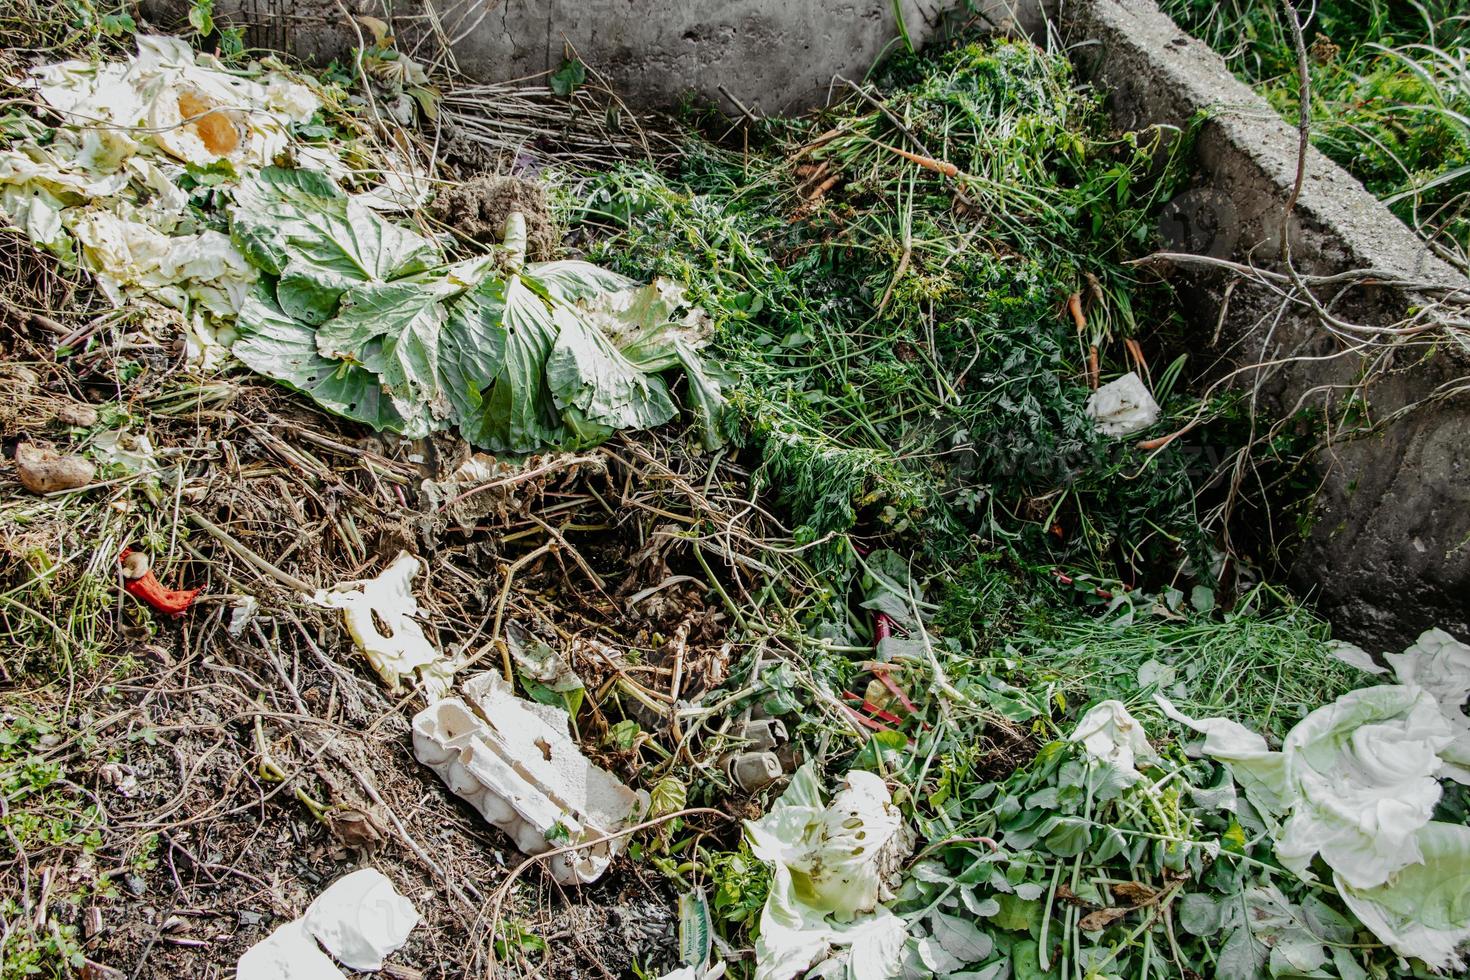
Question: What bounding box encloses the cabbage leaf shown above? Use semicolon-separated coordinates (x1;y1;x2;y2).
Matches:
229;169;725;449
745;765;911;980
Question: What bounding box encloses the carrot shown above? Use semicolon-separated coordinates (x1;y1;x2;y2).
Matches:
1136;433;1177;451
1066;291;1086;333
1137;420;1200;451
1124;337;1148;374
807;172;840;202
1087;345;1100;390
876;142;960;177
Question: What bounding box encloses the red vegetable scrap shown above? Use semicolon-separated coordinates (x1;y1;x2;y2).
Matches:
118;547;201;617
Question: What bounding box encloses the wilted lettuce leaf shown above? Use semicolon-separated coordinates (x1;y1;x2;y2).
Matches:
547;306;677;436
1156;679;1470;972
528;258;636;304
745;765;912;980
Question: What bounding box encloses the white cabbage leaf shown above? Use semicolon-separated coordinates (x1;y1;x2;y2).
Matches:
1336;821;1470;971
0;35;320;346
745;765;912;980
1068;700;1159;786
1155;694;1289;815
1156;680;1470;969
1274;685;1452;888
1386;629;1470;783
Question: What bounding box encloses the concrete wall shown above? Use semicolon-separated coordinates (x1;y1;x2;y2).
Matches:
150;0;1042;114
1063;0;1470;648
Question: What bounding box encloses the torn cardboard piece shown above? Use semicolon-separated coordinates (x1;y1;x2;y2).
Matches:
412;670;648;885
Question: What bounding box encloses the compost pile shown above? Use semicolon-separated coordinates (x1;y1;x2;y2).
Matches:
2;17;1469;980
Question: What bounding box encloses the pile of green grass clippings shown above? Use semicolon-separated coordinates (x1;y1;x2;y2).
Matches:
569;41;1230;592
538;37;1443;980
1161;0;1470;270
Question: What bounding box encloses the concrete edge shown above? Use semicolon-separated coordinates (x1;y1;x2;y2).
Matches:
1062;0;1470;647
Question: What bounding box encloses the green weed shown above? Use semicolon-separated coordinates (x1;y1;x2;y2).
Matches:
571;39;1221;590
0;709;109;979
1161;0;1470;267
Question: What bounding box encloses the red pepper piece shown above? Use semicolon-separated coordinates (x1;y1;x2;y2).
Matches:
119;547;200;617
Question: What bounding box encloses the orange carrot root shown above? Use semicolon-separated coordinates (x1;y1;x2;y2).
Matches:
877;142;959;177
1124;337;1148;374
1066;292;1086;333
807;173;840;202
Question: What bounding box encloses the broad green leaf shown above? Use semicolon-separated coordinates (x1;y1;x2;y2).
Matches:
549;57;586;96
1243;885;1328;976
608;719;640;750
672;340;729;449
1216;924;1269;980
930;911;993;964
438;273;509;443
1042;815;1092;857
232;166;438;323
1007;939;1049;980
1091;826;1127;864
960;889;1001;918
227;171;725;453
528;258;635;304
233;285;408;432
650;776;687;818
915;935;963;976
315;279;449;430
1331;946;1369;980
852;729;908;773
990;894;1040;933
952;963;1008;980
446;274;562;452
1178;892;1229;937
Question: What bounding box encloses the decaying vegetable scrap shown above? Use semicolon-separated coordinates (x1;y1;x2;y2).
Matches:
313;552;455;701
1085;371;1160;437
1;38;726;452
231;178;727;448
13;441;95;493
0;35;319;346
744;765;913;980
1156;629;1470;969
118;547;201;616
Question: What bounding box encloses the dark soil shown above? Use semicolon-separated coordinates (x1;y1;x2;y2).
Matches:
432;175;561;261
